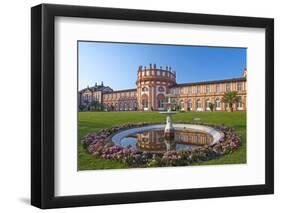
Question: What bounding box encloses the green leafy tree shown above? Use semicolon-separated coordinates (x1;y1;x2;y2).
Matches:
209;102;214;112
222;91;241;112
111;104;115;111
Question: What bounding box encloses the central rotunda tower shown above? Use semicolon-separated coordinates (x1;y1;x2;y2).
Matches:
136;64;176;111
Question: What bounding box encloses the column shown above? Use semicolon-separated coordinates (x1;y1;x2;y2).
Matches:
202;97;205;112
243;96;247;111
192;98;196;112
184;97;188;112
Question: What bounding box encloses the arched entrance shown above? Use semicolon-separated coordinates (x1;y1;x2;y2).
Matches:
187;99;192;111
180;100;185;111
196;99;202;111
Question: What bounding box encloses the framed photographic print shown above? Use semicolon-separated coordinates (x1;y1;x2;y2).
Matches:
31;3;274;209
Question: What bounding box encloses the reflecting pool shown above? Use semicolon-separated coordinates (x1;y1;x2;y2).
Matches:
117;129;213;153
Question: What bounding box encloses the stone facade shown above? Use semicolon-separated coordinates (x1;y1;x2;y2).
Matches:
79;64;247;112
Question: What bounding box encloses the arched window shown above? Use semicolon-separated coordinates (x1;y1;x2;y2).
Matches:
157;94;165;110
115;103;118;111
124;102;127;111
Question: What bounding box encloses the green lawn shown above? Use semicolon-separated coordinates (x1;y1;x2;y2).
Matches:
78;111;246;170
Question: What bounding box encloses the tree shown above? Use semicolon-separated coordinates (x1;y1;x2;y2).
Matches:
221;91;241;112
176;104;180;111
209;102;214;112
109;104;116;111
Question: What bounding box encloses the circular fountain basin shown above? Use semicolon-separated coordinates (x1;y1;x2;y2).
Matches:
111;124;224;153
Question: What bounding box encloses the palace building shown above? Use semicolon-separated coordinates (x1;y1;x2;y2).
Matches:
79;64;247;112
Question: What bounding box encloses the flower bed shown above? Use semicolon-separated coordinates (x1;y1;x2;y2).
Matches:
80;123;241;168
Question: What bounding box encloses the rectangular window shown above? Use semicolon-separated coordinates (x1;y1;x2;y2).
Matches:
226;83;231;91
216;84;220;93
188;87;192;94
237;82;242;91
196;86;201;93
206;85;210;93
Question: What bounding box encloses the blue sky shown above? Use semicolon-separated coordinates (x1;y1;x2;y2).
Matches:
78;41;246;90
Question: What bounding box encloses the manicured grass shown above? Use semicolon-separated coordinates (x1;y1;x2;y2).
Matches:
78;111;246;170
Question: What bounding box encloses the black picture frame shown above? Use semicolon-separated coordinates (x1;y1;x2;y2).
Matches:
31;3;274;209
